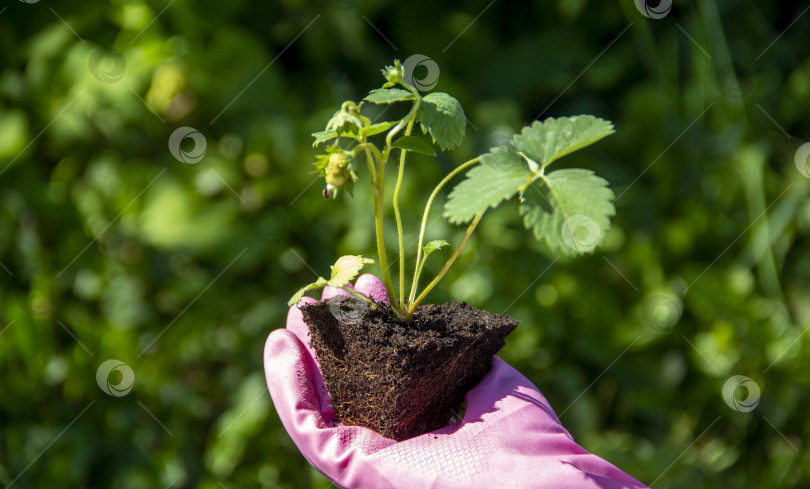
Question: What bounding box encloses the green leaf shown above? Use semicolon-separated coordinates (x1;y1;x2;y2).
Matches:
325;108;365;136
443;146;531;224
328;255;375;287
391;135;436;156
423;240;449;257
288;277;328;306
520;169;615;256
416;92;467;151
414;240;450;285
312;130;338;147
287;254;374;305
312;122;392;147
362;121;393;138
512;116;614;168
364;88;415;104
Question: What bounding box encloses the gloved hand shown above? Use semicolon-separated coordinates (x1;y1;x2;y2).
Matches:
264;274;649;489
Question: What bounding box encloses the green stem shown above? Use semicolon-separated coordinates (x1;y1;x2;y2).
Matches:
353;143;383;170
392;116;416;313
382;89;420;163
365;147;398;308
338;286;377;309
362;145;377;183
406;211;485;320
407;156;481;305
381;86;420;313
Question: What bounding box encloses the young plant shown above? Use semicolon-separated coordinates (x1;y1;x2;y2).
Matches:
288;255;376;306
289;60;616;321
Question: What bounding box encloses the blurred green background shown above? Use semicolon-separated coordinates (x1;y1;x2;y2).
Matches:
1;0;809;487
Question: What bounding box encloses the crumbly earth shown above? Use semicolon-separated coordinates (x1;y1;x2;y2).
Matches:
301;296;517;441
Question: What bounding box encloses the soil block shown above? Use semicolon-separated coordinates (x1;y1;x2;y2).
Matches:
301;296;517;441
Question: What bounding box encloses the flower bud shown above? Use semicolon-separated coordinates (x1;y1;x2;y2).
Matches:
326;101;364;136
324;152;351;188
383;60;404;85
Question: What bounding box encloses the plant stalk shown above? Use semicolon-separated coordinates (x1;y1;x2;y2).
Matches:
392;116;416;313
406;211;485;320
407;156;480;305
338;286;377;309
365;147;398;308
362;145;378;183
382;86;420;313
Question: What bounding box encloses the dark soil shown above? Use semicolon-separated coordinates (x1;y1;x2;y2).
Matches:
301;296;517;441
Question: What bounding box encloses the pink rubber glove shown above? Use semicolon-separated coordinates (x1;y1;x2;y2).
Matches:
264;274;649;489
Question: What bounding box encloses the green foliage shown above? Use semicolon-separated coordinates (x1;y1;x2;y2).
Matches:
312;122;392;147
423;240;450;256
288;255;374;305
3;2;809;488
512;116;615;168
414;240;449;282
287;277;329;306
520;169;615;254
443;117;615;258
391;135;436;156
444;146;530;224
305;64;614;317
364;88;416;104
329;255;375;288
415;92;467;151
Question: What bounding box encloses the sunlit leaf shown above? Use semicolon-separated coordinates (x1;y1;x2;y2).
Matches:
443;146;531;224
416;92;466;151
391;135;436;156
512;116;614;168
364;88;416;104
328;255;375;287
520;169;614;255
